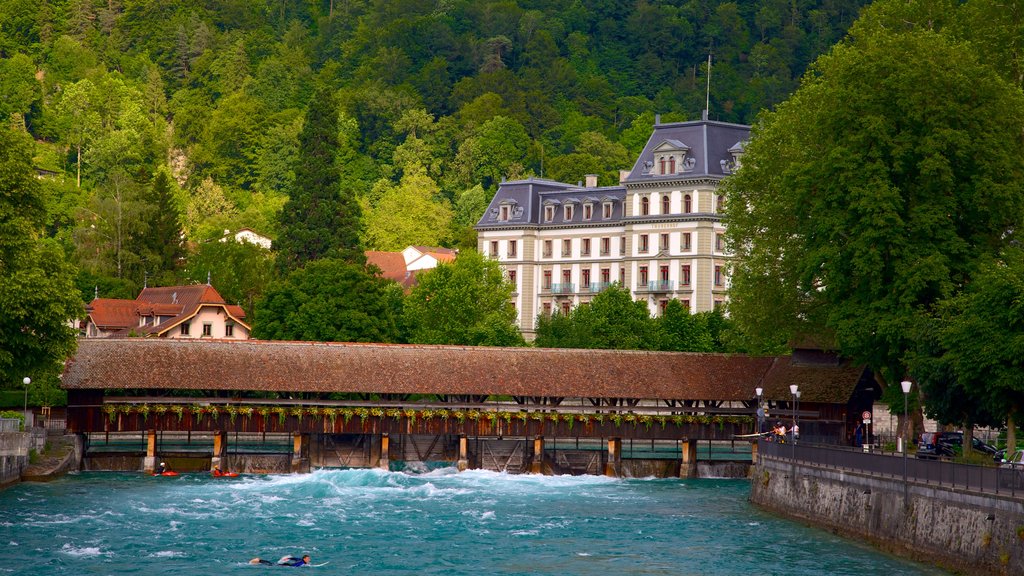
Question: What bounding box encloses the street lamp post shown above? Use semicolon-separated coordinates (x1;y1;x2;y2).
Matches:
901;380;912;508
755;387;763;435
23;377;31;423
789;384;798;460
794;389;801;443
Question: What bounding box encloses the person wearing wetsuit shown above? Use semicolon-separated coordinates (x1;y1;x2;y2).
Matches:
155;462;166;474
279;555;310;567
249;555;311;566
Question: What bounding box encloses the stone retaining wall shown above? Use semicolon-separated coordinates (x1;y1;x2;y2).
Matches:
752;456;1024;575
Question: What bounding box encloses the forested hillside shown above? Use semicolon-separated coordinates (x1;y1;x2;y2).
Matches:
0;0;870;306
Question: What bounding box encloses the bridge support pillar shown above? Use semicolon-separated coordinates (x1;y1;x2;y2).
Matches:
605;437;621;477
530;437;544;474
377;433;390;471
680;440;697;478
143;429;157;474
291;432;308;473
750;441;758;465
457;435;469;471
211;431;226;472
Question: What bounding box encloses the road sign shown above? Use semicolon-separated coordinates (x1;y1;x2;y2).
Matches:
863;419;871;425
861;410;871;420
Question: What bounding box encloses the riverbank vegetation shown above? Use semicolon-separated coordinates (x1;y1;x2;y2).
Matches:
723;0;1024;450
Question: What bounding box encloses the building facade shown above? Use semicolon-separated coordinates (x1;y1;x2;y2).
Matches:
475;114;748;338
83;284;251;339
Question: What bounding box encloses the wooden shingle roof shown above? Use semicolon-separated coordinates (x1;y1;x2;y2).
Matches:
64;339;782;401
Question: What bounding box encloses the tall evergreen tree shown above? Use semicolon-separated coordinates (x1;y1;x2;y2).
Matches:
275;86;364;271
138;168;183;285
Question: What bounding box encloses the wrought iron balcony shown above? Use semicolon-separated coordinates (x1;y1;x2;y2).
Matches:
551;283;576;295
637;280;674;292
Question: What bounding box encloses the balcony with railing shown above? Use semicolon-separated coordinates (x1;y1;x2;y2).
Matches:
551;283;576;295
585;282;612;294
636;280;674;292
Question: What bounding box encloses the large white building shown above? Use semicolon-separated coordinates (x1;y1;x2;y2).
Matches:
475;113;748;338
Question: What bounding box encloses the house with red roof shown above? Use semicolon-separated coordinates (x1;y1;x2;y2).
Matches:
83;284;250;340
366;246;458;291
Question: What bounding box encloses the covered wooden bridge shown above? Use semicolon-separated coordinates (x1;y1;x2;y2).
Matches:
62;339;872;476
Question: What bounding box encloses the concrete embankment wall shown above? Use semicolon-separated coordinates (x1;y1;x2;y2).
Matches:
751;456;1024;576
0;430;47;487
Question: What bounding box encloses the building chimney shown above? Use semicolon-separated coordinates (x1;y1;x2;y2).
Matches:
655;113;661;125
619;170;630;183
584;174;598;188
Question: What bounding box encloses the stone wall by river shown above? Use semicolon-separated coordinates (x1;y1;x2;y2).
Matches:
751;456;1024;576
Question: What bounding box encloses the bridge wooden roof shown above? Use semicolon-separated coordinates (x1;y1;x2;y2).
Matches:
61;339;866;403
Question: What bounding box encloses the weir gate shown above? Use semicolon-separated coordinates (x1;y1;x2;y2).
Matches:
62;339;870;476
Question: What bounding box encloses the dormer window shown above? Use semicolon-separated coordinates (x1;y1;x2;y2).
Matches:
603;202;612;219
500;205;510;221
544;205;554;222
721;141;745;174
653;140;692;176
583;203;593;220
564;204;574;221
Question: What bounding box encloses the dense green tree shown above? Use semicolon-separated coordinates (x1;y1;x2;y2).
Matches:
658;301;714;352
404;251;523;347
183;176;236;241
452;115;531;192
276;86;364;270
253;258;404;343
544;131;631;188
928;250;1024;451
363;165;453;251
534;286;661;350
723;24;1024;418
54;78;100;187
137;168;184;285
0;127;82;385
0;53;38;121
184;239;274;318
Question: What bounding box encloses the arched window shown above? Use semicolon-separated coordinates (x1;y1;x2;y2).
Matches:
684;194;692;213
716;195;724;213
661;195;671;214
641;196;650;216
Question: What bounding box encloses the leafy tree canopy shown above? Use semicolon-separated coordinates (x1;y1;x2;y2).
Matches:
723;23;1024;392
535;285;661;350
0;127;82;384
404;250;523;347
253;258;404;343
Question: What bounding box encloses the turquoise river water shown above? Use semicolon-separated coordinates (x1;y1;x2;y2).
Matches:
0;469;949;575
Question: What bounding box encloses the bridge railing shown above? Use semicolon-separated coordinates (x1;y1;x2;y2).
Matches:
758;439;1024;500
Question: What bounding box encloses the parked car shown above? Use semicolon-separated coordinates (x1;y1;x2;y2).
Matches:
1000;450;1023;468
998;450;1024;489
915;432;997;459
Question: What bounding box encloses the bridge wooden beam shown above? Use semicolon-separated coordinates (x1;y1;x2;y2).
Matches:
530;436;544;474
680;440;697;478
144;429;156;474
377;433;390;470
605;437;621;477
457;435;469;471
212;430;226;472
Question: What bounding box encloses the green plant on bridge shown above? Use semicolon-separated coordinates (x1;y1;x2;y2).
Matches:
94;403;754;432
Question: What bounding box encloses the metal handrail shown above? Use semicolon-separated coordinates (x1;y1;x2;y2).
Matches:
758;439;1024;500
